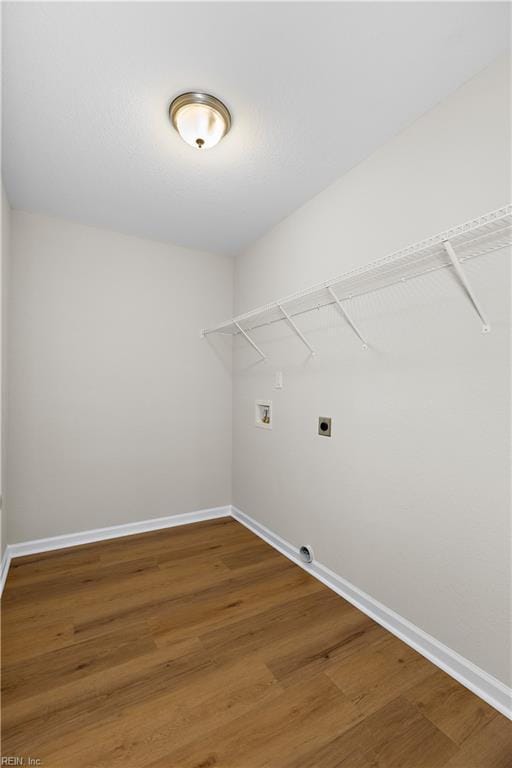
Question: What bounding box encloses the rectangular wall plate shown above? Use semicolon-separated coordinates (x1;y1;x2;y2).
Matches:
318;417;332;436
255;400;272;429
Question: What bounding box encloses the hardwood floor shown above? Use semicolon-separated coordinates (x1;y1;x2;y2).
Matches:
1;517;510;767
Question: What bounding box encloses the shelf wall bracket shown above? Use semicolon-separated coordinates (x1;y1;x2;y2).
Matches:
327;286;368;349
442;240;490;333
278;304;316;355
233;322;267;360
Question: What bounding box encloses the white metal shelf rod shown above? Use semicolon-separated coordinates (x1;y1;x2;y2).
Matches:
327;286;368;349
200;206;510;338
234;321;267;360
203;237;509;338
220;260;462;336
278;303;316;355
442;240;490;333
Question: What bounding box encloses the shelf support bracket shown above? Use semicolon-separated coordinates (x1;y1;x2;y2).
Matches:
278;304;316;355
234;322;267;360
327;286;368;349
442;240;490;332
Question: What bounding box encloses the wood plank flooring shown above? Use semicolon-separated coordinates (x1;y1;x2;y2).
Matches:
1;517;510;767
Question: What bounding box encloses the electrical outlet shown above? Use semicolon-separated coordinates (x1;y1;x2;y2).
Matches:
318;417;332;437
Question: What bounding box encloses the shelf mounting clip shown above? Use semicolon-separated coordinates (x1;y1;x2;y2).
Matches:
233;321;267;360
442;240;490;333
278;304;316;355
327;286;368;349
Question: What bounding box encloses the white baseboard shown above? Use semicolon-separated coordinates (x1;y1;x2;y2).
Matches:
0;505;230;593
2;502;510;720
0;545;12;595
231;505;512;721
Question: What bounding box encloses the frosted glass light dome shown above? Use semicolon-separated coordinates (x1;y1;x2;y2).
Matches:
170;93;231;150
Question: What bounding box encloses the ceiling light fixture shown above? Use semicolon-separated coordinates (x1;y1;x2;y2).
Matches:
169;92;231;150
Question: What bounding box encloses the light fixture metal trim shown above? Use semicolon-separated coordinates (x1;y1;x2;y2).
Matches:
169;92;231;149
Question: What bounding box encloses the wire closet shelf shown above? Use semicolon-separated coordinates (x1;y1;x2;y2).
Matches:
201;205;512;359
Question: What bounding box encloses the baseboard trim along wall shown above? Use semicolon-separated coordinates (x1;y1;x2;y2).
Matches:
1;503;510;720
231;506;512;721
0;547;12;597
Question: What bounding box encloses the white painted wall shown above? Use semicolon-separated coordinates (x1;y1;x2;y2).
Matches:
1;185;10;559
233;55;511;686
7;211;233;543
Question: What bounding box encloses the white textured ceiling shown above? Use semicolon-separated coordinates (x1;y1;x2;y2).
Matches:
2;2;509;255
